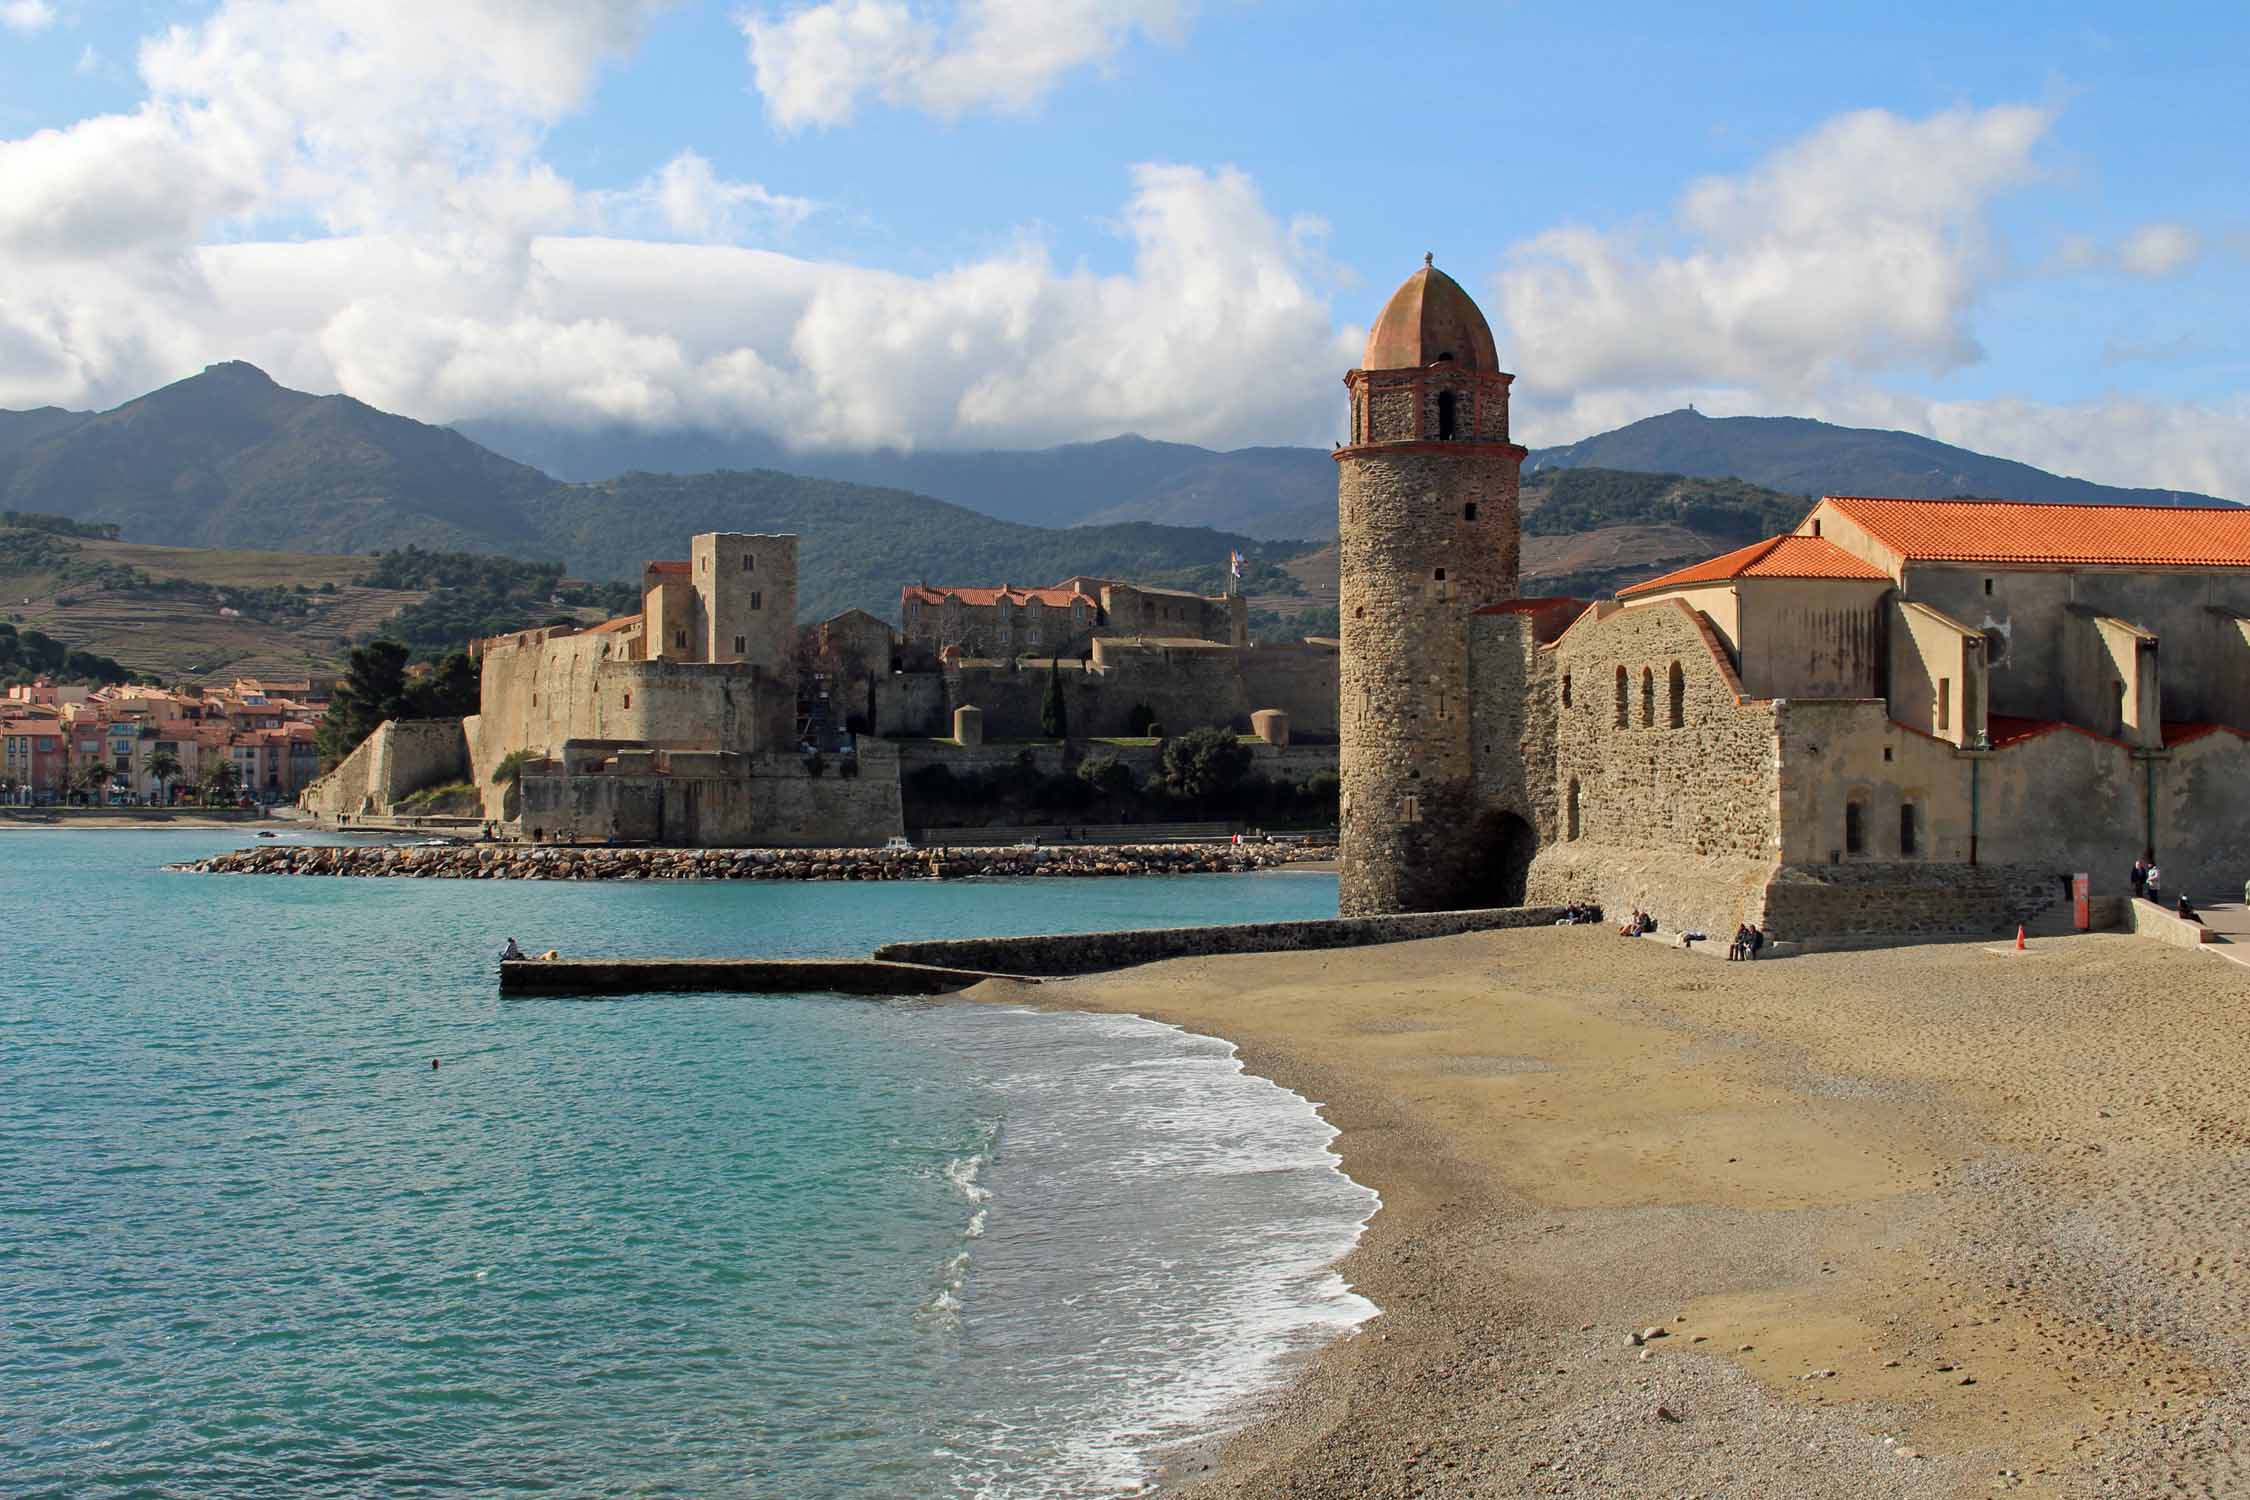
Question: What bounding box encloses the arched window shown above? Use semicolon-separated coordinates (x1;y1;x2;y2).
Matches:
1436;390;1458;440
1667;661;1685;727
1899;802;1919;857
1845;799;1866;856
1561;672;1572;709
1614;666;1628;727
1640;667;1655;728
1566;778;1581;841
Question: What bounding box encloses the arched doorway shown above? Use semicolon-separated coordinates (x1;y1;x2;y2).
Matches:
1470;808;1540;907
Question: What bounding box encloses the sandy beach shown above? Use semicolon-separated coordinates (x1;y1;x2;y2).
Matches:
971;926;2249;1499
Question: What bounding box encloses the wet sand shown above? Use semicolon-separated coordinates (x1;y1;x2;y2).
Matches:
969;926;2249;1498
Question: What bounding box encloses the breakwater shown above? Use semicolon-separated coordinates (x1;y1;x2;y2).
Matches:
168;841;1335;881
874;905;1567;977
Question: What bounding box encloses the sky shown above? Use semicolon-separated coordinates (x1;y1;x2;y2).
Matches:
2;0;2246;498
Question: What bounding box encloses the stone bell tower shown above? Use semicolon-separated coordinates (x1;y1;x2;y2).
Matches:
1336;255;1528;915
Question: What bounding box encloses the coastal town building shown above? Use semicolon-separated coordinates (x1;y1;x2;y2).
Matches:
1339;260;2250;941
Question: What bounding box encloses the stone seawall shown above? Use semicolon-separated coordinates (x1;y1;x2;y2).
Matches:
169;842;1335;882
873;905;1565;977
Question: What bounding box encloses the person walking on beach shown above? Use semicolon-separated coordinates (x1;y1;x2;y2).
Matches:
2131;858;2148;899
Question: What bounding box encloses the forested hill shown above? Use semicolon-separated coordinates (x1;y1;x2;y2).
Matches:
0;364;1304;621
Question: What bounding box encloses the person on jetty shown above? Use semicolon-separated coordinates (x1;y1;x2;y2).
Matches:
499;937;525;963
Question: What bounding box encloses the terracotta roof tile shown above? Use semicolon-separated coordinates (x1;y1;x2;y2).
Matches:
1822;496;2250;568
901;584;1095;609
1618;535;1889;597
645;560;690;575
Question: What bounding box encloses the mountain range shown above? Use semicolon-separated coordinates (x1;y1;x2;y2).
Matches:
459;406;2238;541
4;363;2236;625
0;365;1296;620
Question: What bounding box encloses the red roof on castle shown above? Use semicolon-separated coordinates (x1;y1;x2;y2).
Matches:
901;584;1095;609
1821;496;2250;568
1618;535;1889;597
645;560;690;576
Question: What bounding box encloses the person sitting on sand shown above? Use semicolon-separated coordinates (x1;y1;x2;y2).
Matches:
1618;908;1642;937
499;937;525;962
1728;924;1751;961
1748;925;1765;959
2179;894;2200;923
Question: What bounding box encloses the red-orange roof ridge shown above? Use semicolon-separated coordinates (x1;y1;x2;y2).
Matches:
1822;495;2250;568
1619;535;1888;597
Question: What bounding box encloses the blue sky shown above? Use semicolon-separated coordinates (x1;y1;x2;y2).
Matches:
2;1;2245;496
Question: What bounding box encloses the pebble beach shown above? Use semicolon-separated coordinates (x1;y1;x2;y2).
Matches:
970;925;2250;1498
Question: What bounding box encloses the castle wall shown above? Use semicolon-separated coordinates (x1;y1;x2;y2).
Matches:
301;718;469;820
1732;578;1889;699
518;746;903;848
871;639;1340;743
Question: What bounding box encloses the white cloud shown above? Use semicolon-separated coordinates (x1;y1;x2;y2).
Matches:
742;0;1192;130
1494;104;2250;503
2116;221;2204;277
176;164;1349;450
592;151;819;243
2;0;57;35
1500;105;2052;399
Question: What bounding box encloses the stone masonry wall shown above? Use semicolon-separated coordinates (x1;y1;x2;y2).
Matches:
1547;598;1779;861
1338;444;1524;914
874;904;1564;977
301;718;469;820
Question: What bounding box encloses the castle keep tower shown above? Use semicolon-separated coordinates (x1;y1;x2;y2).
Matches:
1337;257;1528;914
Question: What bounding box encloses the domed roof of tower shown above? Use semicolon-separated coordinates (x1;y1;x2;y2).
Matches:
1361;254;1499;372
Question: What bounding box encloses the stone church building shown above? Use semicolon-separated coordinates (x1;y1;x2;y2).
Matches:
1338;260;2250;941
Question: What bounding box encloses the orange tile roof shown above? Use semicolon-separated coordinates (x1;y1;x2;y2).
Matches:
645;560;690;575
1618;535;1890;597
584;616;641;635
901;584;1096;609
1822;496;2250;568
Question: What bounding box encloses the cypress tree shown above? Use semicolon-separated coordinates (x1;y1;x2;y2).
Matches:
1040;656;1069;740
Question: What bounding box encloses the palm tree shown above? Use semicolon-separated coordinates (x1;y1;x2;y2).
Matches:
202;760;243;807
147;749;183;806
76;759;111;806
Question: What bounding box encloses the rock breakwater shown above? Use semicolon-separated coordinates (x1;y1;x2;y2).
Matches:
169;842;1336;882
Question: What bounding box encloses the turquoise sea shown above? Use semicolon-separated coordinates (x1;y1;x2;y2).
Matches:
1;831;1372;1498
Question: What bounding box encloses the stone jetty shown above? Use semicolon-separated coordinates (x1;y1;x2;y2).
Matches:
168;841;1336;882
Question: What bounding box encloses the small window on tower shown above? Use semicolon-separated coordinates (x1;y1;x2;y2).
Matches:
734;635;746;654
1463;502;1478;522
674;630;687;649
1436;389;1458;440
1434;568;1446;581
745;554;755;571
750;592;763;610
623;692;631;709
1561;673;1572;708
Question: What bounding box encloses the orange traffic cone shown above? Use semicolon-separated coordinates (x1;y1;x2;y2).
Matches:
2015;925;2027;951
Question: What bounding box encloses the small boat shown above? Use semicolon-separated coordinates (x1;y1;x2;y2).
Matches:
257;830;278;838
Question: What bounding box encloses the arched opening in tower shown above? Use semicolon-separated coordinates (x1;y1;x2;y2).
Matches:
1436;390;1458;440
1471;808;1540;907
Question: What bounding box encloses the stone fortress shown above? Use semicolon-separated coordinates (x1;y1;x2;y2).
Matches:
308;524;1339;846
1338;259;2250;941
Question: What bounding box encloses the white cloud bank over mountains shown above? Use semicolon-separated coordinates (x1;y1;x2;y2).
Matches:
0;0;2241;502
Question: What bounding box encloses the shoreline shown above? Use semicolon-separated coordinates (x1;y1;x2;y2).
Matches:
964;926;2248;1497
